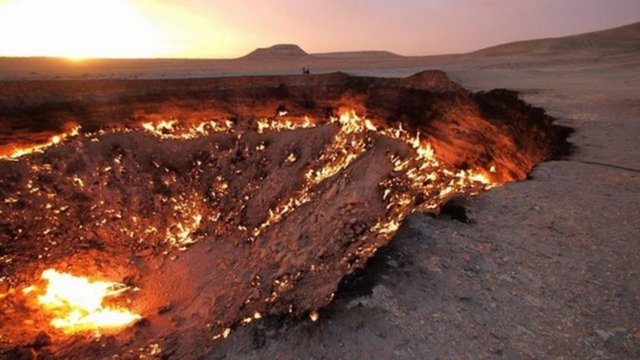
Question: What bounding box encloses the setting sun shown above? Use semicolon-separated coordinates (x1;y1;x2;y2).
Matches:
0;0;172;59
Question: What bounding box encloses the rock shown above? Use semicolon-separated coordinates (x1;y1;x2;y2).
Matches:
603;332;629;354
158;303;173;315
32;331;52;348
134;318;151;328
5;347;37;360
596;329;612;341
135;248;154;258
489;341;504;355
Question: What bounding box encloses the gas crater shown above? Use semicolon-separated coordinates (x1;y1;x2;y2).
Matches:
0;72;571;359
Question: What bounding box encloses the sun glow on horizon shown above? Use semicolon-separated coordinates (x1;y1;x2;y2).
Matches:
0;0;175;59
2;0;635;60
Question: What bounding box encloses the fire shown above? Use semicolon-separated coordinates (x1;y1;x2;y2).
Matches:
167;213;203;250
0;126;81;161
0;118;233;160
256;116;315;133
305;110;372;184
34;269;141;333
2;108;503;345
250;109;499;245
141;118;233;139
250;110;373;240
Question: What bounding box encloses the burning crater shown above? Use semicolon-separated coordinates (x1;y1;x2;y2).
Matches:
0;72;570;359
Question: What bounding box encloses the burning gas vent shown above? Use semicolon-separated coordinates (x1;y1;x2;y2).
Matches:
0;72;570;359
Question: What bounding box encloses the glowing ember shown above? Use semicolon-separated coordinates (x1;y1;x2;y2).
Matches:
141;118;233;139
0;126;81;161
304;110;372;184
256;115;315;133
34;269;141;333
252;109;498;245
249;111;369;240
167;213;203;250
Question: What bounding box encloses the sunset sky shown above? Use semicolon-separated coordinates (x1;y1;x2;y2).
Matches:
0;0;639;59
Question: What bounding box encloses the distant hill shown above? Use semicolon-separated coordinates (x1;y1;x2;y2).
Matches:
242;44;308;60
241;45;401;60
238;22;640;63
313;51;401;59
473;21;640;56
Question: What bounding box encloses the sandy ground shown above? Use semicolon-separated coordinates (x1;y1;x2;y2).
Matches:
200;60;640;358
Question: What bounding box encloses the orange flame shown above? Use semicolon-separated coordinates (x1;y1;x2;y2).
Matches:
34;269;141;333
0;126;81;161
141;118;233;139
256;115;315;134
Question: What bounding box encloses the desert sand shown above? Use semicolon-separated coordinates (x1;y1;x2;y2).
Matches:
0;21;638;359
